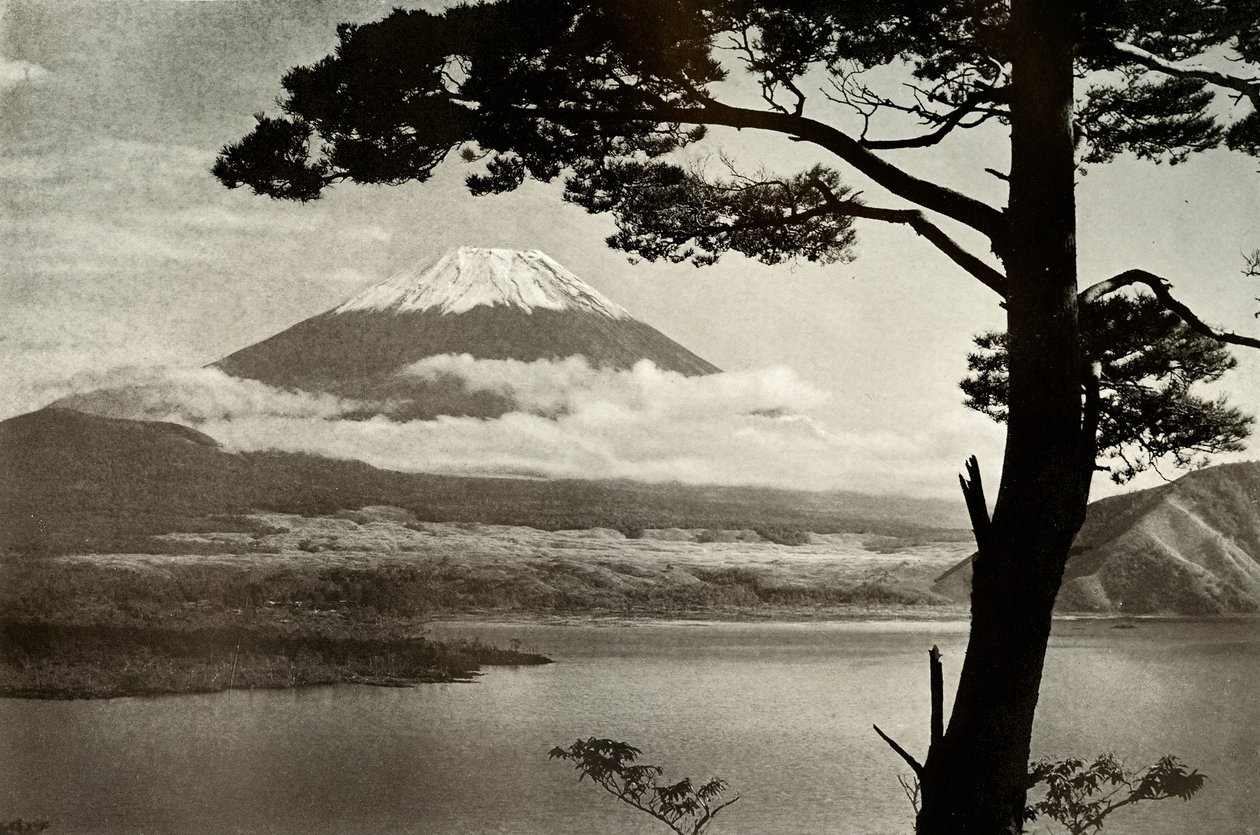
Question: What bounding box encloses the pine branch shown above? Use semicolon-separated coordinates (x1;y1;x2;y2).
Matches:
1106;41;1260;109
1079;268;1260;350
646;172;1009;297
807;182;1007;296
861;87;1009;150
517;101;1009;247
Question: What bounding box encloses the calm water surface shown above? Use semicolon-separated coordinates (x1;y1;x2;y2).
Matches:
2;619;1256;834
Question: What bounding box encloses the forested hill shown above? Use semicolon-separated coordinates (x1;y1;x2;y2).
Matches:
1;408;966;556
1058;462;1260;614
935;462;1260;615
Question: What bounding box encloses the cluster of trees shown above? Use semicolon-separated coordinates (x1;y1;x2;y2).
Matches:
216;1;1259;830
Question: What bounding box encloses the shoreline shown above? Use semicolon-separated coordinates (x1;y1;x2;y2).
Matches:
4;609;1252;702
419;608;1260;626
5;541;1253;702
0;618;551;701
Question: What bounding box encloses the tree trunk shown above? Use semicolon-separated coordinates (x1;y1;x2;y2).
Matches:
916;2;1092;832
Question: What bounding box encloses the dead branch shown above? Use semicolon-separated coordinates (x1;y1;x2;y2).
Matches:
958;455;992;547
929;646;944;750
874;724;925;779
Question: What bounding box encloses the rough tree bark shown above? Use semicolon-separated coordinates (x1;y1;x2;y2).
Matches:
916;2;1092;831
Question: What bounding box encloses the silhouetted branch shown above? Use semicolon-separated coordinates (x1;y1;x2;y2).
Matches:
873;724;924;779
549;738;738;835
519;102;1009;246
692;796;740;833
1079;269;1260;350
1027;754;1207;834
808;183;1007;297
1245;250;1260;315
1106;41;1260;109
958;455;992;547
861;87;1009;150
1244;249;1260;277
929;646;944;750
897;774;922;814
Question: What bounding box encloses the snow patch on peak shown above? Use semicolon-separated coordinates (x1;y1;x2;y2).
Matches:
334;247;630;319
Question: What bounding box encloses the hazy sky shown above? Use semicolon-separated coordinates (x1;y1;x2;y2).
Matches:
2;0;1258;498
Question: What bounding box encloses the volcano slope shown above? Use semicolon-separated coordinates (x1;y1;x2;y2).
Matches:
211;247;718;418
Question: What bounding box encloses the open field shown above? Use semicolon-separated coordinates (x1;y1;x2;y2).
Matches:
8;506;972;620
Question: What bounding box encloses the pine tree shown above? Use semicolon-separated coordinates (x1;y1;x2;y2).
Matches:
214;2;1260;830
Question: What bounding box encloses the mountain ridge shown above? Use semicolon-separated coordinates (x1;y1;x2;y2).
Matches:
933;462;1260;614
1059;462;1260;613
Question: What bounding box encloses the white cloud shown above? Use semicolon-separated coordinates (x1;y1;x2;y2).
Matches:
46;355;1003;497
54;366;375;422
402;354;830;415
197;407;1000;497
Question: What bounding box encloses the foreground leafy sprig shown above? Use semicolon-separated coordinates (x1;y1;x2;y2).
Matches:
549;738;738;835
0;821;50;835
1025;754;1207;834
894;752;1206;833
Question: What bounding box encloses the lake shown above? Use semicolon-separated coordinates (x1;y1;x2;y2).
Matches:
2;619;1256;834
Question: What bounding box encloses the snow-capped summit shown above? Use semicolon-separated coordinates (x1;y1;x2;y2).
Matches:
335;247;630;319
213;246;718;418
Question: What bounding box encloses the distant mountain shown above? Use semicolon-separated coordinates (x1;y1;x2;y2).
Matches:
934;462;1260;615
211;247;718;417
1;408;966;557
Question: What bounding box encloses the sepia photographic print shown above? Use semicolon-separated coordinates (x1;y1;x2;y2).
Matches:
2;2;1258;833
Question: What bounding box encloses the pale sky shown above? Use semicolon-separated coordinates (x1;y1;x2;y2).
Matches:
2;0;1258;499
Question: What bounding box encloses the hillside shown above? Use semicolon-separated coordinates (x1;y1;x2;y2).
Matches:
0;408;967;557
1059;463;1260;614
0;407;251;554
934;462;1260;615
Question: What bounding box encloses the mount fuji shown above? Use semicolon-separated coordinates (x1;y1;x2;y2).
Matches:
212;247;719;417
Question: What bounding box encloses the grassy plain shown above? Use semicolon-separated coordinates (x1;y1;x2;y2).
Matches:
9;506;970;619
